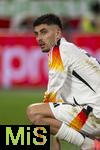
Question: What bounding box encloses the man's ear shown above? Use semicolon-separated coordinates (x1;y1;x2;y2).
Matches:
56;28;62;39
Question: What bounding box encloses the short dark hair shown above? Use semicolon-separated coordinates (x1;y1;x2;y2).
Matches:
33;14;63;30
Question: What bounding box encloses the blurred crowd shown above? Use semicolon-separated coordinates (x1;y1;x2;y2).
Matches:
81;0;100;33
0;0;99;34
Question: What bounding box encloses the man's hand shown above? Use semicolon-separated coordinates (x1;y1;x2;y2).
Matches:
52;137;61;150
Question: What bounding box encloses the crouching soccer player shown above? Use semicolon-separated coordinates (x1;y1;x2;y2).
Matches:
27;14;100;150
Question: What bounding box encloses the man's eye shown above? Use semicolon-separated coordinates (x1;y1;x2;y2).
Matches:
34;32;38;37
42;30;48;34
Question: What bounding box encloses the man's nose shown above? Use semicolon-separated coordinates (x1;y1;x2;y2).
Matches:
37;35;42;42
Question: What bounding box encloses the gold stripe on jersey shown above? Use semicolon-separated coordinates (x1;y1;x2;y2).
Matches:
48;46;64;71
43;91;63;103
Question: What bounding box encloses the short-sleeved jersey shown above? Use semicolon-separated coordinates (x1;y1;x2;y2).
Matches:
44;38;100;118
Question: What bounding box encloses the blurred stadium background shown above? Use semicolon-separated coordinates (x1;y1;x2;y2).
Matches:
0;0;100;149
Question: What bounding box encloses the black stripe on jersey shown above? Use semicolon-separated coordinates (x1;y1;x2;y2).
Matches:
53;103;60;108
85;52;100;65
73;97;80;106
97;60;100;65
72;70;96;93
85;52;91;58
73;97;87;106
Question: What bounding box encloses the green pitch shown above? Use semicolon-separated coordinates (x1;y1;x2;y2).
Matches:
0;88;80;150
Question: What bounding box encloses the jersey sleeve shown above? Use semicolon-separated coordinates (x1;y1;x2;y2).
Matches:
43;45;68;103
44;70;67;102
43;40;83;103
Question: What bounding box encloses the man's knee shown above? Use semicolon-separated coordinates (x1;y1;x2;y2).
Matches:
27;102;54;119
26;103;42;123
27;103;51;125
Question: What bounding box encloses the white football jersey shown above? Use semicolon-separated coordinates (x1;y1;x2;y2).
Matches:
44;38;100;118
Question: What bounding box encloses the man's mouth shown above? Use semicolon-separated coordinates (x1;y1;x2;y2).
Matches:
39;43;45;48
